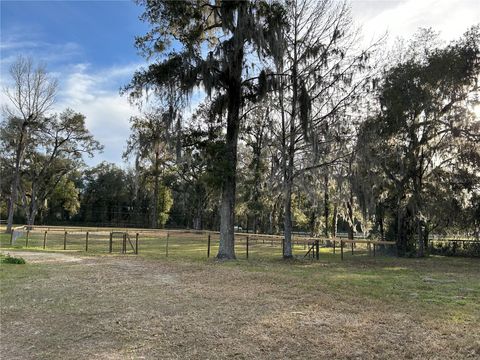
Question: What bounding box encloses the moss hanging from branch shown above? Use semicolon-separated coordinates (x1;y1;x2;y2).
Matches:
299;80;312;142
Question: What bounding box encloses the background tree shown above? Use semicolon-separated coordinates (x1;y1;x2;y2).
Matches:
79;163;134;226
272;0;378;257
44;175;81;223
1;56;58;232
239;102;272;233
124;109;174;228
357;26;480;256
17;109;102;225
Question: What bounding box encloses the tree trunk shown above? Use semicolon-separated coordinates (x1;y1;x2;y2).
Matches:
6;170;20;232
282;12;299;259
417;218;424;257
396;206;406;256
6;123;27;232
217;21;245;258
175;114;182;161
27;204;37;226
283;176;293;258
324;174;329;238
332;204;338;238
151;148;160;228
347;184;354;240
309;207;316;237
217;116;240;259
269;199;278;234
379;215;385;241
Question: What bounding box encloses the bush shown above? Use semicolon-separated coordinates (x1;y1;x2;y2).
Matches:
0;254;26;264
429;241;480;258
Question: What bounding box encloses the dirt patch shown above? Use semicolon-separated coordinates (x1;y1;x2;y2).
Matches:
1;255;479;359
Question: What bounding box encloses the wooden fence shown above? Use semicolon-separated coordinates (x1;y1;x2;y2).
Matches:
6;225;397;260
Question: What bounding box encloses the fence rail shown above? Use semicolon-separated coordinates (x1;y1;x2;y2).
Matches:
4;225;398;261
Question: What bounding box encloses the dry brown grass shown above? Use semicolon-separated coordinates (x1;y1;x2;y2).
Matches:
1;251;479;359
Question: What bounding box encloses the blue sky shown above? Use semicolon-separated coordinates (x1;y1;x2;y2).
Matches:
1;0;479;167
1;0;146;70
1;0;150;166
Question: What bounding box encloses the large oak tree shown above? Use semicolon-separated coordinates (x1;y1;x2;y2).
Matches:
124;0;284;259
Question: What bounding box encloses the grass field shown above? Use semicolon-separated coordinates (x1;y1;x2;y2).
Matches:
0;229;479;359
0;226;395;261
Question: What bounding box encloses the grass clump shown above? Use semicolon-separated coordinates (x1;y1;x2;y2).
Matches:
1;253;26;264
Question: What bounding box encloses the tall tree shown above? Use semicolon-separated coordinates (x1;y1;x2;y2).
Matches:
178;100;225;230
17;109;102;225
274;0;376;257
241;102;272;233
124;0;285;259
2;57;58;232
124;109;174;228
357;26;480;256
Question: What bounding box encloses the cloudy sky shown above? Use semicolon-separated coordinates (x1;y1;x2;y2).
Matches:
1;0;479;166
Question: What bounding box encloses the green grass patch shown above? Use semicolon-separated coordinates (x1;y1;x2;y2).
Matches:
0;253;26;264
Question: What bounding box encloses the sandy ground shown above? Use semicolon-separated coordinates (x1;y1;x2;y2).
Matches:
0;251;479;359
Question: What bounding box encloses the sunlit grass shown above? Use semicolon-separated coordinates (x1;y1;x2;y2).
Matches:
1;228;479;326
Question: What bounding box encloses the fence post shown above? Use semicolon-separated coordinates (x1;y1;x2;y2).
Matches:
85;231;89;252
64;231;67;250
316;240;320;260
122;233;126;254
373;242;376;257
43;231;47;249
109;232;113;253
166;232;169;257
10;230;13;245
26;230;30;247
135;233;139;254
333;240;336;254
246;235;249;259
207;234;211;258
341;240;344;261
351;241;354;255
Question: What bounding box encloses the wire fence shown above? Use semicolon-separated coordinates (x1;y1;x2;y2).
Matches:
1;225;398;261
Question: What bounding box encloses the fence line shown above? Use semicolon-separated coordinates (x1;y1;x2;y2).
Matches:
6;224;398;260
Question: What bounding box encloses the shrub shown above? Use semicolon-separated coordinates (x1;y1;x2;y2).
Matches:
1;254;26;264
429;241;480;258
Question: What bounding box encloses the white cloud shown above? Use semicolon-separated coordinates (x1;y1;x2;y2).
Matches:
0;40;83;68
353;0;480;44
55;62;142;166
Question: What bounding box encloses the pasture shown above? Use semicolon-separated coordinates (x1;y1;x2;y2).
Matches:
0;228;479;359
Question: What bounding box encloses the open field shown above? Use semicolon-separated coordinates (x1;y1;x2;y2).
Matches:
1;230;479;359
